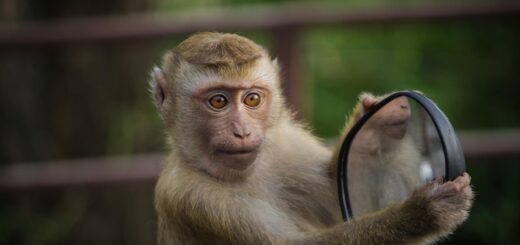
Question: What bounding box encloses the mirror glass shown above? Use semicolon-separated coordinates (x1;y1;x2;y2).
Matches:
346;96;445;217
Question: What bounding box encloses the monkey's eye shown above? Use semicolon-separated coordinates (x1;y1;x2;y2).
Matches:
244;93;261;107
208;94;228;109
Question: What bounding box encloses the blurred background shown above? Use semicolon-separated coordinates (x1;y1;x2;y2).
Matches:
1;0;519;244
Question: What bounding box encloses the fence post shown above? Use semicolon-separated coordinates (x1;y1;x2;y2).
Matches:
272;27;304;119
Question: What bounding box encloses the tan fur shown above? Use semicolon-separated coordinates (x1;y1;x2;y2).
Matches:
151;32;473;244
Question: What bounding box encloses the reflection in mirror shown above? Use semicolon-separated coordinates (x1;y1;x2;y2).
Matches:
347;96;445;218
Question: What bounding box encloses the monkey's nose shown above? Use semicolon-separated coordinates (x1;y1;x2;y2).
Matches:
231;121;251;139
233;130;251;139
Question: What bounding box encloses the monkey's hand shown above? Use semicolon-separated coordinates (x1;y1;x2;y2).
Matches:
358;92;411;139
406;172;474;237
304;173;472;244
358;92;380;113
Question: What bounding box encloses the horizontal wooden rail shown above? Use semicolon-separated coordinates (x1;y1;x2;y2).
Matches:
1;129;519;192
0;154;162;192
458;129;520;158
1;3;519;47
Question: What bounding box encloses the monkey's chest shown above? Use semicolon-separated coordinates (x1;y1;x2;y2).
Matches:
252;196;337;238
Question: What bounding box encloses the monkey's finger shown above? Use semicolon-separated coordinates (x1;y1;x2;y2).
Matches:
431;176;444;184
359;92;378;110
461;186;474;209
453;174;471;187
451;179;469;192
437;181;457;193
462;185;474;199
463;172;472;183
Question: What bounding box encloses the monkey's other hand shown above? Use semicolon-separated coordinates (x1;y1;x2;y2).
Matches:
358;92;411;139
359;92;379;113
410;173;474;235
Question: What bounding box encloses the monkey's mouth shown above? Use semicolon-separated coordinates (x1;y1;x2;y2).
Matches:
214;147;259;170
385;120;407;127
215;148;258;156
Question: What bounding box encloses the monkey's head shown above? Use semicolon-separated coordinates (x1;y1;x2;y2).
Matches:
150;32;285;181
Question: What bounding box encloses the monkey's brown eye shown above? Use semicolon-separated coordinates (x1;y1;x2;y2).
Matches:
244;93;261;107
209;95;228;109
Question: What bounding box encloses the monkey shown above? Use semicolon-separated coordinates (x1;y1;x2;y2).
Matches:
345;94;425;216
150;32;473;245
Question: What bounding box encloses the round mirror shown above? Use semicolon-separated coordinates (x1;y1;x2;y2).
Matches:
337;91;465;220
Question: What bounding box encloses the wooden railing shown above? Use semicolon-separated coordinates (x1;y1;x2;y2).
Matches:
1;129;520;192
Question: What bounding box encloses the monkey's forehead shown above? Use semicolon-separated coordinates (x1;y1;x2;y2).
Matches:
176;57;279;93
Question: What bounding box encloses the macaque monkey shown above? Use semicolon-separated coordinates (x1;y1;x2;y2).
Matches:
346;94;424;216
150;32;473;244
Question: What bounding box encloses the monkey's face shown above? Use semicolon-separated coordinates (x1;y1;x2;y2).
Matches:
193;83;271;171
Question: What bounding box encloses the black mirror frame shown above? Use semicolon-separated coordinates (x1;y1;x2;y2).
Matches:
336;90;466;221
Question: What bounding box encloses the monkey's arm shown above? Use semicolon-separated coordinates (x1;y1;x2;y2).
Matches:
301;173;473;245
159;186;425;245
329;96;367;180
303;203;432;244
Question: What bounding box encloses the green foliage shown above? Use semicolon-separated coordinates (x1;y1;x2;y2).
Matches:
302;22;520;137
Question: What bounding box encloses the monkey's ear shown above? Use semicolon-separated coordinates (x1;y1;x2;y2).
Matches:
270;58;283;84
150;66;167;110
271;58;280;71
